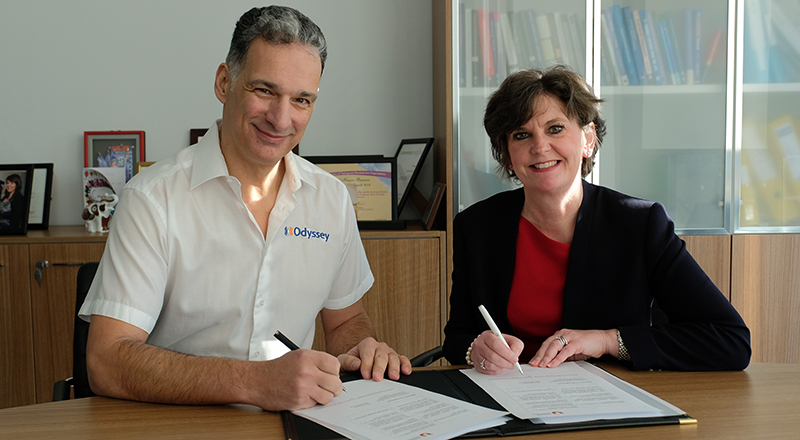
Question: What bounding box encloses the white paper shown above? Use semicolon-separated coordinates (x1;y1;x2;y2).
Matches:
293;379;509;440
460;361;685;424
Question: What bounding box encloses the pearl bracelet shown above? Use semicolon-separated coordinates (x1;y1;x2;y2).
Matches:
465;336;478;366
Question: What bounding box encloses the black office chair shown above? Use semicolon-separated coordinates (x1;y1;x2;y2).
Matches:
409;346;444;367
52;262;99;401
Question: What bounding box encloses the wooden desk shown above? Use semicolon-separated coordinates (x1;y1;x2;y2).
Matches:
1;362;798;439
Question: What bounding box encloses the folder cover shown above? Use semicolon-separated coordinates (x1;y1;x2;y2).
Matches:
282;368;694;439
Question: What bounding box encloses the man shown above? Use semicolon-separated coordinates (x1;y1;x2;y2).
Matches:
80;6;411;412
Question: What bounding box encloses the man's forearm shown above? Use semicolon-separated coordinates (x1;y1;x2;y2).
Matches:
88;338;255;406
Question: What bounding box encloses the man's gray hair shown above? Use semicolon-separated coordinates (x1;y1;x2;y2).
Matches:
225;6;327;84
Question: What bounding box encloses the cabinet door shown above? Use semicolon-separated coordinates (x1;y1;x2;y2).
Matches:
598;0;732;233
28;243;105;403
0;245;35;409
731;234;800;363
313;237;444;362
737;0;800;230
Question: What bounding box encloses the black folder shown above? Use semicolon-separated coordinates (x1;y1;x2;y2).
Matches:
281;368;694;439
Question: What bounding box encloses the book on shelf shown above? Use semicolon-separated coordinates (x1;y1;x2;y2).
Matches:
567;13;586;73
701;29;723;84
511;10;535;68
471;9;483;87
658;18;682;85
499;11;519;72
664;12;687;85
639;9;667;85
477;9;495;86
536;13;558;66
623;6;649;85
602;7;629;85
552;12;572;67
692;9;703;84
489;10;505;85
523;10;545;68
632;9;655;85
611;5;639;85
600;12;623;86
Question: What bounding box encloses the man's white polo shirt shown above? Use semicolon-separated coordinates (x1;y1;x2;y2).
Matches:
80;120;374;361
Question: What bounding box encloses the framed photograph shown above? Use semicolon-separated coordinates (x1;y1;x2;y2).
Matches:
304;155;397;224
27;163;54;230
394;138;434;214
84;131;145;182
0;164;35;235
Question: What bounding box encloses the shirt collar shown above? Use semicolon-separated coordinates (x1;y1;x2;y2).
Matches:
190;119;317;193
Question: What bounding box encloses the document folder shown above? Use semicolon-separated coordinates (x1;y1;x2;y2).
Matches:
282;368;694;439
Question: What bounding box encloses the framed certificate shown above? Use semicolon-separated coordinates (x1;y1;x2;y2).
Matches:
305;155;397;224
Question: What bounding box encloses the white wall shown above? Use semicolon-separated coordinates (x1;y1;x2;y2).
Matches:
0;0;433;225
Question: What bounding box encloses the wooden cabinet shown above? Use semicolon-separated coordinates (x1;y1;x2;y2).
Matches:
0;244;34;409
731;235;800;363
0;227;106;408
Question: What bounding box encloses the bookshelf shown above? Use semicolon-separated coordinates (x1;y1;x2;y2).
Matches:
434;0;800;363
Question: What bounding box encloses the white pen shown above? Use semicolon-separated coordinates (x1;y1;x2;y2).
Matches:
478;305;524;375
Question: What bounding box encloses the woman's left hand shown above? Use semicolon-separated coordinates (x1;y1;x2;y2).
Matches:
529;329;618;368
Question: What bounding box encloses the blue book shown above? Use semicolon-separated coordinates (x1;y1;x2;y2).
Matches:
601;10;625;85
665;12;687;84
658;19;681;84
623;7;648;85
639;9;666;85
612;5;638;85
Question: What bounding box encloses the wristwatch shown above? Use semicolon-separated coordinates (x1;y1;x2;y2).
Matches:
616;330;629;362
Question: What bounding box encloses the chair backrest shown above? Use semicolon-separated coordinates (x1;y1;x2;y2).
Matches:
73;262;99;398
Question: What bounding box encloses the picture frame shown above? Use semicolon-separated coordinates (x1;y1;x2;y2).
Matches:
137;162;155;173
27;163;54;230
84;131;146;182
421;182;445;231
0;164;35;235
190;128;208;145
394;138;434;214
304;155;401;228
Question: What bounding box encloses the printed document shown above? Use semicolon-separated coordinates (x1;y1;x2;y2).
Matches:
461;361;685;424
293;379;509;440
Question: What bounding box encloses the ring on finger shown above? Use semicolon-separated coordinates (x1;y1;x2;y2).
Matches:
480;358;486;370
556;335;568;347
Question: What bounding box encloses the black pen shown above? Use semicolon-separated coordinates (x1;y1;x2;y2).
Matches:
274;330;346;391
274;330;300;350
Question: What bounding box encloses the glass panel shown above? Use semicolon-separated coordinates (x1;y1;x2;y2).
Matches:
596;0;730;232
739;0;800;229
455;0;589;212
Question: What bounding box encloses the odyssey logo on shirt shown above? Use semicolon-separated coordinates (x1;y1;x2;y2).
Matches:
284;225;330;242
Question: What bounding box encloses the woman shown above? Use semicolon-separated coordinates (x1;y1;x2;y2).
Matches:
443;66;750;373
0;174;27;230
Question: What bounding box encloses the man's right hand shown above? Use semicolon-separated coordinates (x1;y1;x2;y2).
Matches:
253;349;343;410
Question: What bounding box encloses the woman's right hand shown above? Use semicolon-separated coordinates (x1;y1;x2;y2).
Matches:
469;330;525;375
